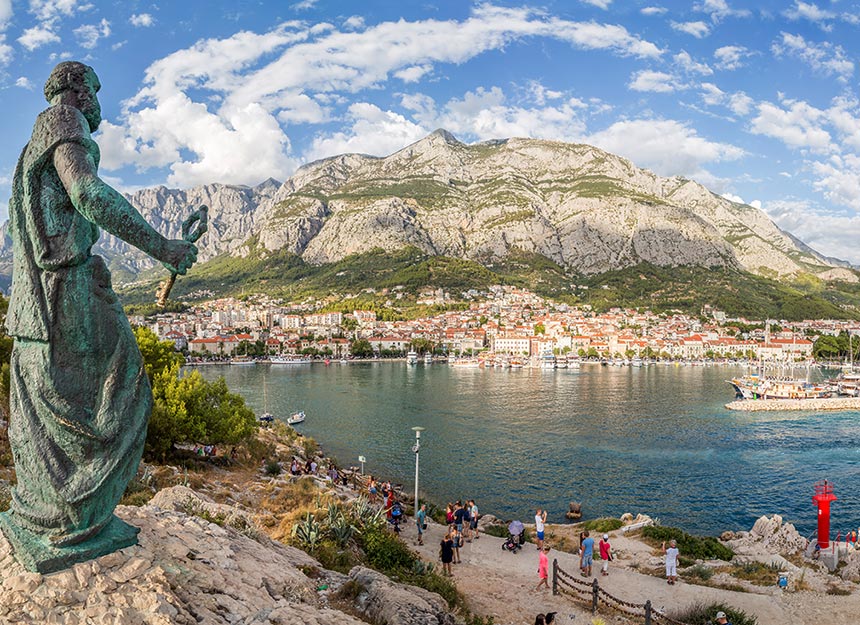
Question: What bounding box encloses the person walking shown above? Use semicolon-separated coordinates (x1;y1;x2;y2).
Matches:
663;539;679;584
416;503;427;546
535;544;551;591
580;530;594;577
599;533;613;576
534;508;547;550
469;499;480;540
440;531;454;576
451;524;463;563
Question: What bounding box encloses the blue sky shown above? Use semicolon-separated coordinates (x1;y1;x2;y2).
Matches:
3;1;860;263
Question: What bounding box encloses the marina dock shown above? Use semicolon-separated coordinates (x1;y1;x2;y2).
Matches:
726;396;860;411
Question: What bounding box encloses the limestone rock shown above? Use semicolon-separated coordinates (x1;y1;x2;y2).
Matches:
0;131;851;287
349;565;456;625
730;514;807;555
0;492;365;625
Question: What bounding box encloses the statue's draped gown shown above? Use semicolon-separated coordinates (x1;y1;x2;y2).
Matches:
5;104;150;546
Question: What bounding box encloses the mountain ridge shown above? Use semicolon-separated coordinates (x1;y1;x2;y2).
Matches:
0;129;855;293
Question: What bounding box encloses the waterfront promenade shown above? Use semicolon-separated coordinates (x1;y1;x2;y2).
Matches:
726;397;860;411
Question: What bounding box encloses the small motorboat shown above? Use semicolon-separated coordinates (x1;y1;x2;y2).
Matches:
258;412;275;426
287;411;306;425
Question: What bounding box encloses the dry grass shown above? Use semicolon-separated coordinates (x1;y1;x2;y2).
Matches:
258;475;336;542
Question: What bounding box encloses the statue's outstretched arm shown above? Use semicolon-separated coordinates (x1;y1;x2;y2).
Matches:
53;141;196;274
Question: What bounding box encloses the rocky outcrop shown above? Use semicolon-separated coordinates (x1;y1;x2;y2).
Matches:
0;130;852;285
727;514;807;556
0;486;457;625
348;566;456;625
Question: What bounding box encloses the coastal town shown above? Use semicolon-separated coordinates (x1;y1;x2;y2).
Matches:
138;285;850;365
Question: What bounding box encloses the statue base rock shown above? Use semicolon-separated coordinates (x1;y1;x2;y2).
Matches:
0;511;139;574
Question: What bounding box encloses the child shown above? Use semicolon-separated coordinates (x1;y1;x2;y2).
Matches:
535;544;550;591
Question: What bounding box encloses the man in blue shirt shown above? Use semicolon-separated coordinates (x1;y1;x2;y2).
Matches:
580;530;595;577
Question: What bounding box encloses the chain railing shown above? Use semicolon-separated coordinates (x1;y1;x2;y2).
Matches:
552;560;691;625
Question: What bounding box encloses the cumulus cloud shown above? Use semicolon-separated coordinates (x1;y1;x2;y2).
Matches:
0;0;11;25
18;24;60;50
28;0;85;22
771;32;854;83
581;0;612;8
674;50;712;75
15;76;33;89
671;21;710;38
586;118;744;180
74;18;110;49
750;98;832;152
129;13;154;27
291;0;319;10
784;1;835;27
628;70;681;93
102;6;662;188
641;6;667;15
695;0;751;21
342;16;365;30
714;45;750;71
763;199;860;263
698;82;754;116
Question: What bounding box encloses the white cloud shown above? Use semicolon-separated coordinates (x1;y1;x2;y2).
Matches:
714;45;750;71
74;18;110;49
342;16;365;31
129;13;154;28
304;103;427;161
103;6;662;188
721;192;761;208
28;0;83;22
728;92;754;116
674;50;712;75
394;64;432;83
696;0;751;21
18;24;60;50
771;32;854;83
628;70;681;93
586;119;744;180
581;0;611;8
784;1;835;25
291;0;318;10
763;199;860;263
640;6;667;15
671;21;710;38
698;82;754;116
0;0;11;26
15;76;33;89
750;99;832;152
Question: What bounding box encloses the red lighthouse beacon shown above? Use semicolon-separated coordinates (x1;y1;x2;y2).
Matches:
812;480;837;549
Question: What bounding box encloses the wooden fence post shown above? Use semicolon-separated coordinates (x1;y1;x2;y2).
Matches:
645;599;652;625
591;577;599;614
552;559;558;595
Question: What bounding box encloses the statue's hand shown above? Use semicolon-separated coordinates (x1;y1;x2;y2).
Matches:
161;239;198;275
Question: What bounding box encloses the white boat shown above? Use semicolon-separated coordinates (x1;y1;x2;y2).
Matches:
566;356;582;369
424;353;433;364
339;358;349;364
271;354;312;364
258;412;275;425
287;411;306;425
230;356;255;365
729;374;833;400
449;357;480;368
407;350;418;365
540;352;556;369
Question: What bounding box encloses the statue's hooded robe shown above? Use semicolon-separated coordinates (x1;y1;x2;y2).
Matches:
5;103;150;546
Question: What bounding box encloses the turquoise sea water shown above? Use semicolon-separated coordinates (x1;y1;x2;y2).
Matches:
195;362;860;537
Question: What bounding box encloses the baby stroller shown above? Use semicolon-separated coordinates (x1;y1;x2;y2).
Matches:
502;520;524;553
388;501;403;533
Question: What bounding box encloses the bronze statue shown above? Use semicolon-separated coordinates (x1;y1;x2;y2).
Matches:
0;61;197;573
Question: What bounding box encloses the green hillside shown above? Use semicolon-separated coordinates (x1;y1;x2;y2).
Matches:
118;248;860;320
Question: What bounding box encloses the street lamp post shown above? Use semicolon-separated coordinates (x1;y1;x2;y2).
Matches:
412;427;425;514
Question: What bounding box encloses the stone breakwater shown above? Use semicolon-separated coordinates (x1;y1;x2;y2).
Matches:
725;397;860;411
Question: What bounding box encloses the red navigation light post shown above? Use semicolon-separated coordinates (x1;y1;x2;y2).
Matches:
812;480;837;549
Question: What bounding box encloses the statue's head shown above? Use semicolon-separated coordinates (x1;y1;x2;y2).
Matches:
44;61;102;132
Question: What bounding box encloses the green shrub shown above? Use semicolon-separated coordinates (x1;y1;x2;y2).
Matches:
264;459;282;476
641;525;734;561
301;437;319;458
292;512;323;550
361;526;416;572
684;563;714;581
582;518;624;533
669;602;756;625
120;489;154;507
482;525;509;539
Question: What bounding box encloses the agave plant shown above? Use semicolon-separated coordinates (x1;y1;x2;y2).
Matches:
350;495;385;529
292;512;322;550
